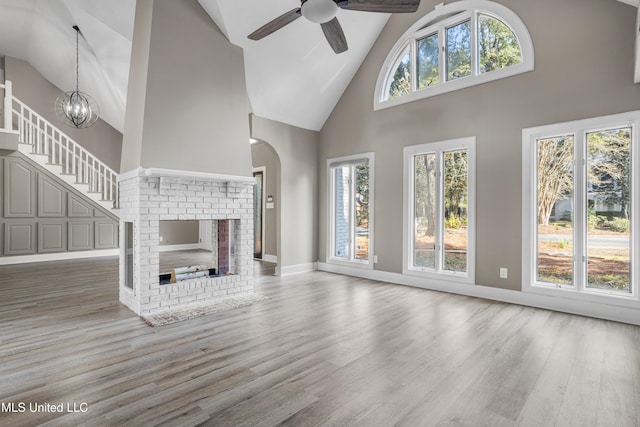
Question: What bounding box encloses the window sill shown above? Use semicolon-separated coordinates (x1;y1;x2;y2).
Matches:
327;258;373;270
375;63;534;111
524;282;639;309
404;267;473;284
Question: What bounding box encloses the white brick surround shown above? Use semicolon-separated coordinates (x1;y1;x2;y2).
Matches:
117;168;255;316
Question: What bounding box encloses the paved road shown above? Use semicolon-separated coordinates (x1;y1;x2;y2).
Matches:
539;234;629;248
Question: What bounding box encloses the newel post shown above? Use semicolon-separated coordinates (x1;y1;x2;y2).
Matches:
3;79;12;131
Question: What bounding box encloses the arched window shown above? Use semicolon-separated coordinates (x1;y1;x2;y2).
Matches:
375;1;534;109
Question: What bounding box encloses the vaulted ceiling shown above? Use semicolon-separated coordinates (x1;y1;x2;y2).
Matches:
0;0;389;133
0;0;636;133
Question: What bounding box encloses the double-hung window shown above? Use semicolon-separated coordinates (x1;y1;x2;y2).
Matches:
523;112;640;303
404;137;476;282
328;153;374;268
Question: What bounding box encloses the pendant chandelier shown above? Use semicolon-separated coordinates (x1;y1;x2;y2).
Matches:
56;25;99;129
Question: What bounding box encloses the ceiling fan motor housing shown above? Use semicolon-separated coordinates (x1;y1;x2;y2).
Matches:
301;0;339;23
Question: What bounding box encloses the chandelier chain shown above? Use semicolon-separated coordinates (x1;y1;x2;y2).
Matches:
75;26;80;92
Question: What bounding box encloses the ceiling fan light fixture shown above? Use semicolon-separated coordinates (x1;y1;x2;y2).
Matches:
301;0;338;23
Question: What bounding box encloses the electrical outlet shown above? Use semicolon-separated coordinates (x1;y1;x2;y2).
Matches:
373;255;378;264
500;268;508;279
159;236;164;242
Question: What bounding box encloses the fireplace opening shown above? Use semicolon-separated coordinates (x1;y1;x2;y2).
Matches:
158;219;239;286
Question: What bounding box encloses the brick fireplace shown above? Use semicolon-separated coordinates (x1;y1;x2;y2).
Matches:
117;167;255;316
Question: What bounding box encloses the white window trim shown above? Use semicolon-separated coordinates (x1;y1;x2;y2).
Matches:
403;137;476;284
375;0;534;110
252;166;266;260
327;152;375;269
522;111;640;309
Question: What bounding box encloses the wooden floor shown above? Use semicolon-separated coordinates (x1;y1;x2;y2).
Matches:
1;254;639;426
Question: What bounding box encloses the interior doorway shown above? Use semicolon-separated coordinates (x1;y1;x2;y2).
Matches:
253;168;265;259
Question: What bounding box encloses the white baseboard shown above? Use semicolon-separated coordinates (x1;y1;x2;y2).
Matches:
275;262;318;276
317;262;640;326
158;243;201;252
262;254;277;263
0;249;119;266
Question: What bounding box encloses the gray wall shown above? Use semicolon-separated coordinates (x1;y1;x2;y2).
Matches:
121;0;252;177
251;115;319;271
0;152;118;257
159;220;199;246
318;0;640;290
4;56;123;172
251;141;280;258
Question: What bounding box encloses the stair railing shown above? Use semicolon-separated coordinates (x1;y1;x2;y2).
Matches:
1;80;118;208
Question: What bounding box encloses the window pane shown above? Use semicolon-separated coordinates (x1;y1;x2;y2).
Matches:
443;150;468;272
446;20;471;81
355;163;370;261
125;222;134;289
536;136;574;286
388;46;411;99
478;14;522;73
334;166;351;258
414;154;437;269
586;128;632;293
417;33;439;89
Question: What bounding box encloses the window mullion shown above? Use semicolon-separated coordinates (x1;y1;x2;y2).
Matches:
410;37;418;94
574;131;586;292
440;27;446;85
349;166;355;261
471;11;479;76
330;168;337;259
436;152;445;272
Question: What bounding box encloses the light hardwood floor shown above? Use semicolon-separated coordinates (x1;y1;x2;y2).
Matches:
0;254;639;426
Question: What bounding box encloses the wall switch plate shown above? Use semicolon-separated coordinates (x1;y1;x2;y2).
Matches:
500;268;508;279
373;255;378;264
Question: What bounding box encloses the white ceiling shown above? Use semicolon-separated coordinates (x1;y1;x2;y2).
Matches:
198;0;390;131
0;0;134;132
0;0;389;133
0;1;635;133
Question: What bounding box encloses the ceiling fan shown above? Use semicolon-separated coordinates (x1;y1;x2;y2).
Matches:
247;0;421;54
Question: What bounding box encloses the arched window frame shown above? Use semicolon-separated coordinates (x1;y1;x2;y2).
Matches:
375;0;534;110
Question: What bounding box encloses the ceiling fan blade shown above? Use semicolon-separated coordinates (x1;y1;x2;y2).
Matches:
248;8;302;40
336;0;421;13
321;17;348;54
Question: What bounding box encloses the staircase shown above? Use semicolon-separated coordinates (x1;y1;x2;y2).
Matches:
1;80;118;212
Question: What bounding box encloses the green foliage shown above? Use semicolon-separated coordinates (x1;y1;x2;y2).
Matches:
355;163;370;227
445;213;466;229
389;50;411;99
444;254;467;272
387;14;522;99
588;274;630;292
444;150;468;218
478;14;522;73
417;34;439;89
587;207;599;230
587;128;631;220
414;154;437;235
604;217;629;233
447;20;471;80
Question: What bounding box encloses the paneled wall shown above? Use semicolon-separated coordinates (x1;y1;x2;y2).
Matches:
0;153;118;257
